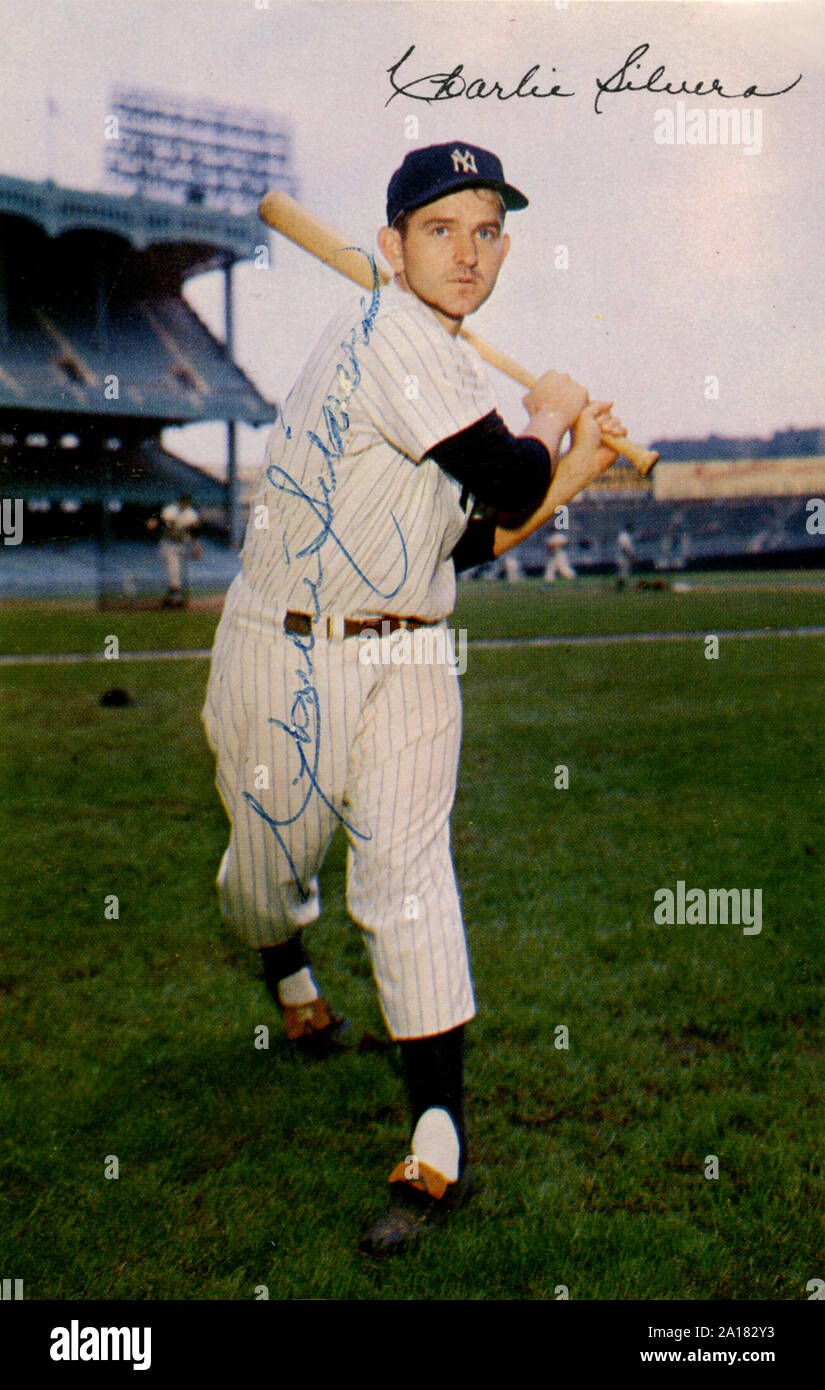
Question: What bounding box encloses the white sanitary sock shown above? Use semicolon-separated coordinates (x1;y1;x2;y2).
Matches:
410;1106;460;1182
277;966;320;1007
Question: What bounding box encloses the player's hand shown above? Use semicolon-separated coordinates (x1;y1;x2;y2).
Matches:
522;370;588;429
145;516;158;531
551;402;626;500
572;400;627;472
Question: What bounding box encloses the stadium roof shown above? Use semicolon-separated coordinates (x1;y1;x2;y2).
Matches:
0;173;262;271
0;173;276;424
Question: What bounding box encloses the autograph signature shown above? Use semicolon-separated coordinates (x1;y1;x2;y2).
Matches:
386;43;573;105
383;42;802;119
265;464;407;598
243;637;353;890
594;42;802;115
242;253;404;897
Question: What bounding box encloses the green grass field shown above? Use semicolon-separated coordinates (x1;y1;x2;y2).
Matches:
1;576;822;1300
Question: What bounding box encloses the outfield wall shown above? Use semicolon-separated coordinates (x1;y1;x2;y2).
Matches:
653;457;825;500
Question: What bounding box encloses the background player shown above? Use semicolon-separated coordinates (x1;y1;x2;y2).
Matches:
544;529;577;584
615;524;636;589
146;491;201;607
202;142;624;1256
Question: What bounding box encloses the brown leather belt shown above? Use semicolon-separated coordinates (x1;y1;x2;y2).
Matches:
284;610;439;640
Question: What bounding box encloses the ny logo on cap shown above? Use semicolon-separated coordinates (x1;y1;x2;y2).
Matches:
450;148;478;174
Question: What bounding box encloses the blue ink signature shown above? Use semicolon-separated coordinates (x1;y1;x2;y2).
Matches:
265;461;408;600
242;252;396;898
243;635;369;890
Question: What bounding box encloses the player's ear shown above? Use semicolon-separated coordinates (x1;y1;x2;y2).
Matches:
377;225;404;276
499;230;511;266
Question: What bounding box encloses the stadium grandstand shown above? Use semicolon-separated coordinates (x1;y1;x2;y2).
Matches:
0;90;294;604
504;431;825;579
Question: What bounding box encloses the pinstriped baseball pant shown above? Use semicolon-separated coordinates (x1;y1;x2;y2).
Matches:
201;595;476;1040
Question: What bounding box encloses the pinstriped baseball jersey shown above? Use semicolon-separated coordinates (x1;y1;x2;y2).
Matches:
238;280;497;622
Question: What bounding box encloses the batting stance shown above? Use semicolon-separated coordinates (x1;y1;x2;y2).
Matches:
202;142;624;1255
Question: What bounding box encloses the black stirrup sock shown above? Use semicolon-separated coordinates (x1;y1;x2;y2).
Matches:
259;933;311;1002
398;1024;468;1169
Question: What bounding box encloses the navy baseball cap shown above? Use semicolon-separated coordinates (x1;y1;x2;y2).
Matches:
386;142;528;226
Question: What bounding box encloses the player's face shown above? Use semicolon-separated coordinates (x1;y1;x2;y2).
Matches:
384;189;510;335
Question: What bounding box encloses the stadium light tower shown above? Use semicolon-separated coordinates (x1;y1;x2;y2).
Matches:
104;87;297;214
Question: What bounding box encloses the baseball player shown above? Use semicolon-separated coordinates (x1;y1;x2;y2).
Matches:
500;549;523;583
615;525;636;588
201;142;624;1255
146;491;200;607
543;529;577;583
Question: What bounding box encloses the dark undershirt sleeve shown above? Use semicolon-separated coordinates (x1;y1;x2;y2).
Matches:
449;517;498;572
426;410;552;525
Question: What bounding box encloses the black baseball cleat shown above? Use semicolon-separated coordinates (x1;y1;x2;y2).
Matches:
280;997;351;1059
358;1161;474;1257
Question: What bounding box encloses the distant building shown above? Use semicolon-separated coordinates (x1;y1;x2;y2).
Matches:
650;428;825;461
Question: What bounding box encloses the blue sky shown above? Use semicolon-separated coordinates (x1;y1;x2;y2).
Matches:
0;0;821;473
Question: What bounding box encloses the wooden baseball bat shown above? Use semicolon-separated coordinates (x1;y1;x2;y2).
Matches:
259;190;658;476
